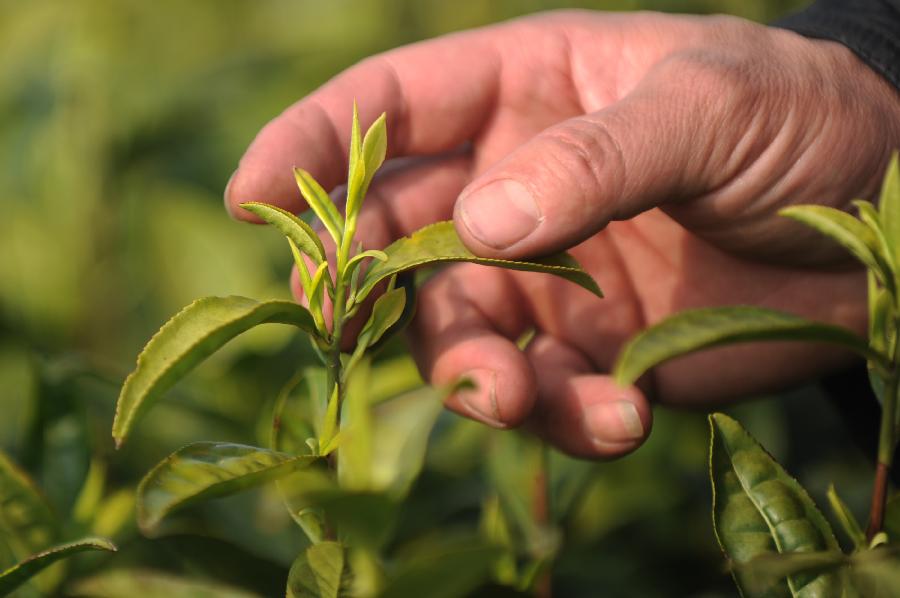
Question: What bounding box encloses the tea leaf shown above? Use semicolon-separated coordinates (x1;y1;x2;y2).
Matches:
286;542;350;598
69;569;263;598
357;221;602;301
826;484;865;551
136;442;317;533
853;200;894;271
294;168;344;244
345;104;366;222
0;450;59;590
878;152;900;268
732;550;848;596
0;537;116;596
360;113;387;195
113;296;317;447
614;306;879;386
239;202;326;264
337;359;373;490
709;413;842;597
356;287;405;353
306;490;398;550
780;205;887;281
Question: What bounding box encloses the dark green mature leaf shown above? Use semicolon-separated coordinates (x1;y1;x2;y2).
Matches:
136;442;317;533
0;537;116;596
878;152;900;268
286;542;350;598
780;205;885;278
357;222;602;301
69;569;263;598
733;551;847;596
0;450;59;592
239;202;326;264
614;307;879;386
113;296;317;447
710;413;842;597
379;539;502;598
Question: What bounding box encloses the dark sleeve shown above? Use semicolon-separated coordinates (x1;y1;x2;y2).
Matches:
775;0;900;91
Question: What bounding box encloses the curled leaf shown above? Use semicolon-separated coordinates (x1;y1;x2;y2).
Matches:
113;296;317;447
294;168;344;244
239;202;326;264
0;537;116;596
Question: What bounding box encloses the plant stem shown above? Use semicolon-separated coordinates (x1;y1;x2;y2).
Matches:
867;327;900;541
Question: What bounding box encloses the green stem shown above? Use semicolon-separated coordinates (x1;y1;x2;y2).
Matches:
867;317;900;541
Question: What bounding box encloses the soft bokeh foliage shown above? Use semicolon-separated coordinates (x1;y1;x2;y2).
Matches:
1;1;878;597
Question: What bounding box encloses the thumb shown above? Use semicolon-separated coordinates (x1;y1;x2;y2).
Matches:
453;65;744;258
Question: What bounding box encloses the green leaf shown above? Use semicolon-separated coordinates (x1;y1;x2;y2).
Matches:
356;287;406;352
69;569;263;598
345;103;366;222
307;490;398;550
136;442;317;533
780;205;886;280
113;296;317;447
732;550;848;597
826;484;865;551
853;200;893;270
0;537;116;596
286;542;350;598
357;221;602;302
338;359;373;491
709;413;842;597
878;152;900;268
239;202;326;264
360;113;387;195
294;168;344;245
343;249;388;284
613;306;880;386
379;538;502;598
0;450;59;592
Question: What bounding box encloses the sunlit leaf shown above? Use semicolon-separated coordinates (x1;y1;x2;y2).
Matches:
69;568;262;598
709;413;842;596
294;168;344;244
357;221;602;301
826;484;865;551
136;442;317;533
345;103;366;222
355;287;405;353
239;202;326;264
360;112;387;195
614;307;880;386
0;537;116;596
877;152;900;269
780;205;888;283
113;296;316;447
286;542;350;598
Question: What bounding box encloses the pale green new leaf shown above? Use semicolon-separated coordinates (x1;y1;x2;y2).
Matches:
356;287;405;352
878;152;900;268
345;104;366;221
286;542;350;598
294;168;344;244
358;221;602;301
0;538;116;596
113;296;317;447
780;205;885;279
136;442;317;533
614;306;880;386
69;569;263;598
710;413;842;597
826;484;865;551
853;200;893;269
239;202;326;264
360;113;387;194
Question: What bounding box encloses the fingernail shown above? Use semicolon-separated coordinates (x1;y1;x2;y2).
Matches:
458;180;542;249
585;400;644;447
456;369;505;428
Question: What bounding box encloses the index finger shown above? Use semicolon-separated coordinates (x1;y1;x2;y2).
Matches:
225;26;501;219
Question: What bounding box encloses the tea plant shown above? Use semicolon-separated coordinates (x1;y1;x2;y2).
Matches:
108;105;602;597
614;153;900;596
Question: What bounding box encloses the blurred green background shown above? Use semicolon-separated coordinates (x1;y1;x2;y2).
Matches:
0;1;877;596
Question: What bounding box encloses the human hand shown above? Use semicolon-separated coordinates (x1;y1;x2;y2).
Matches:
225;10;900;458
